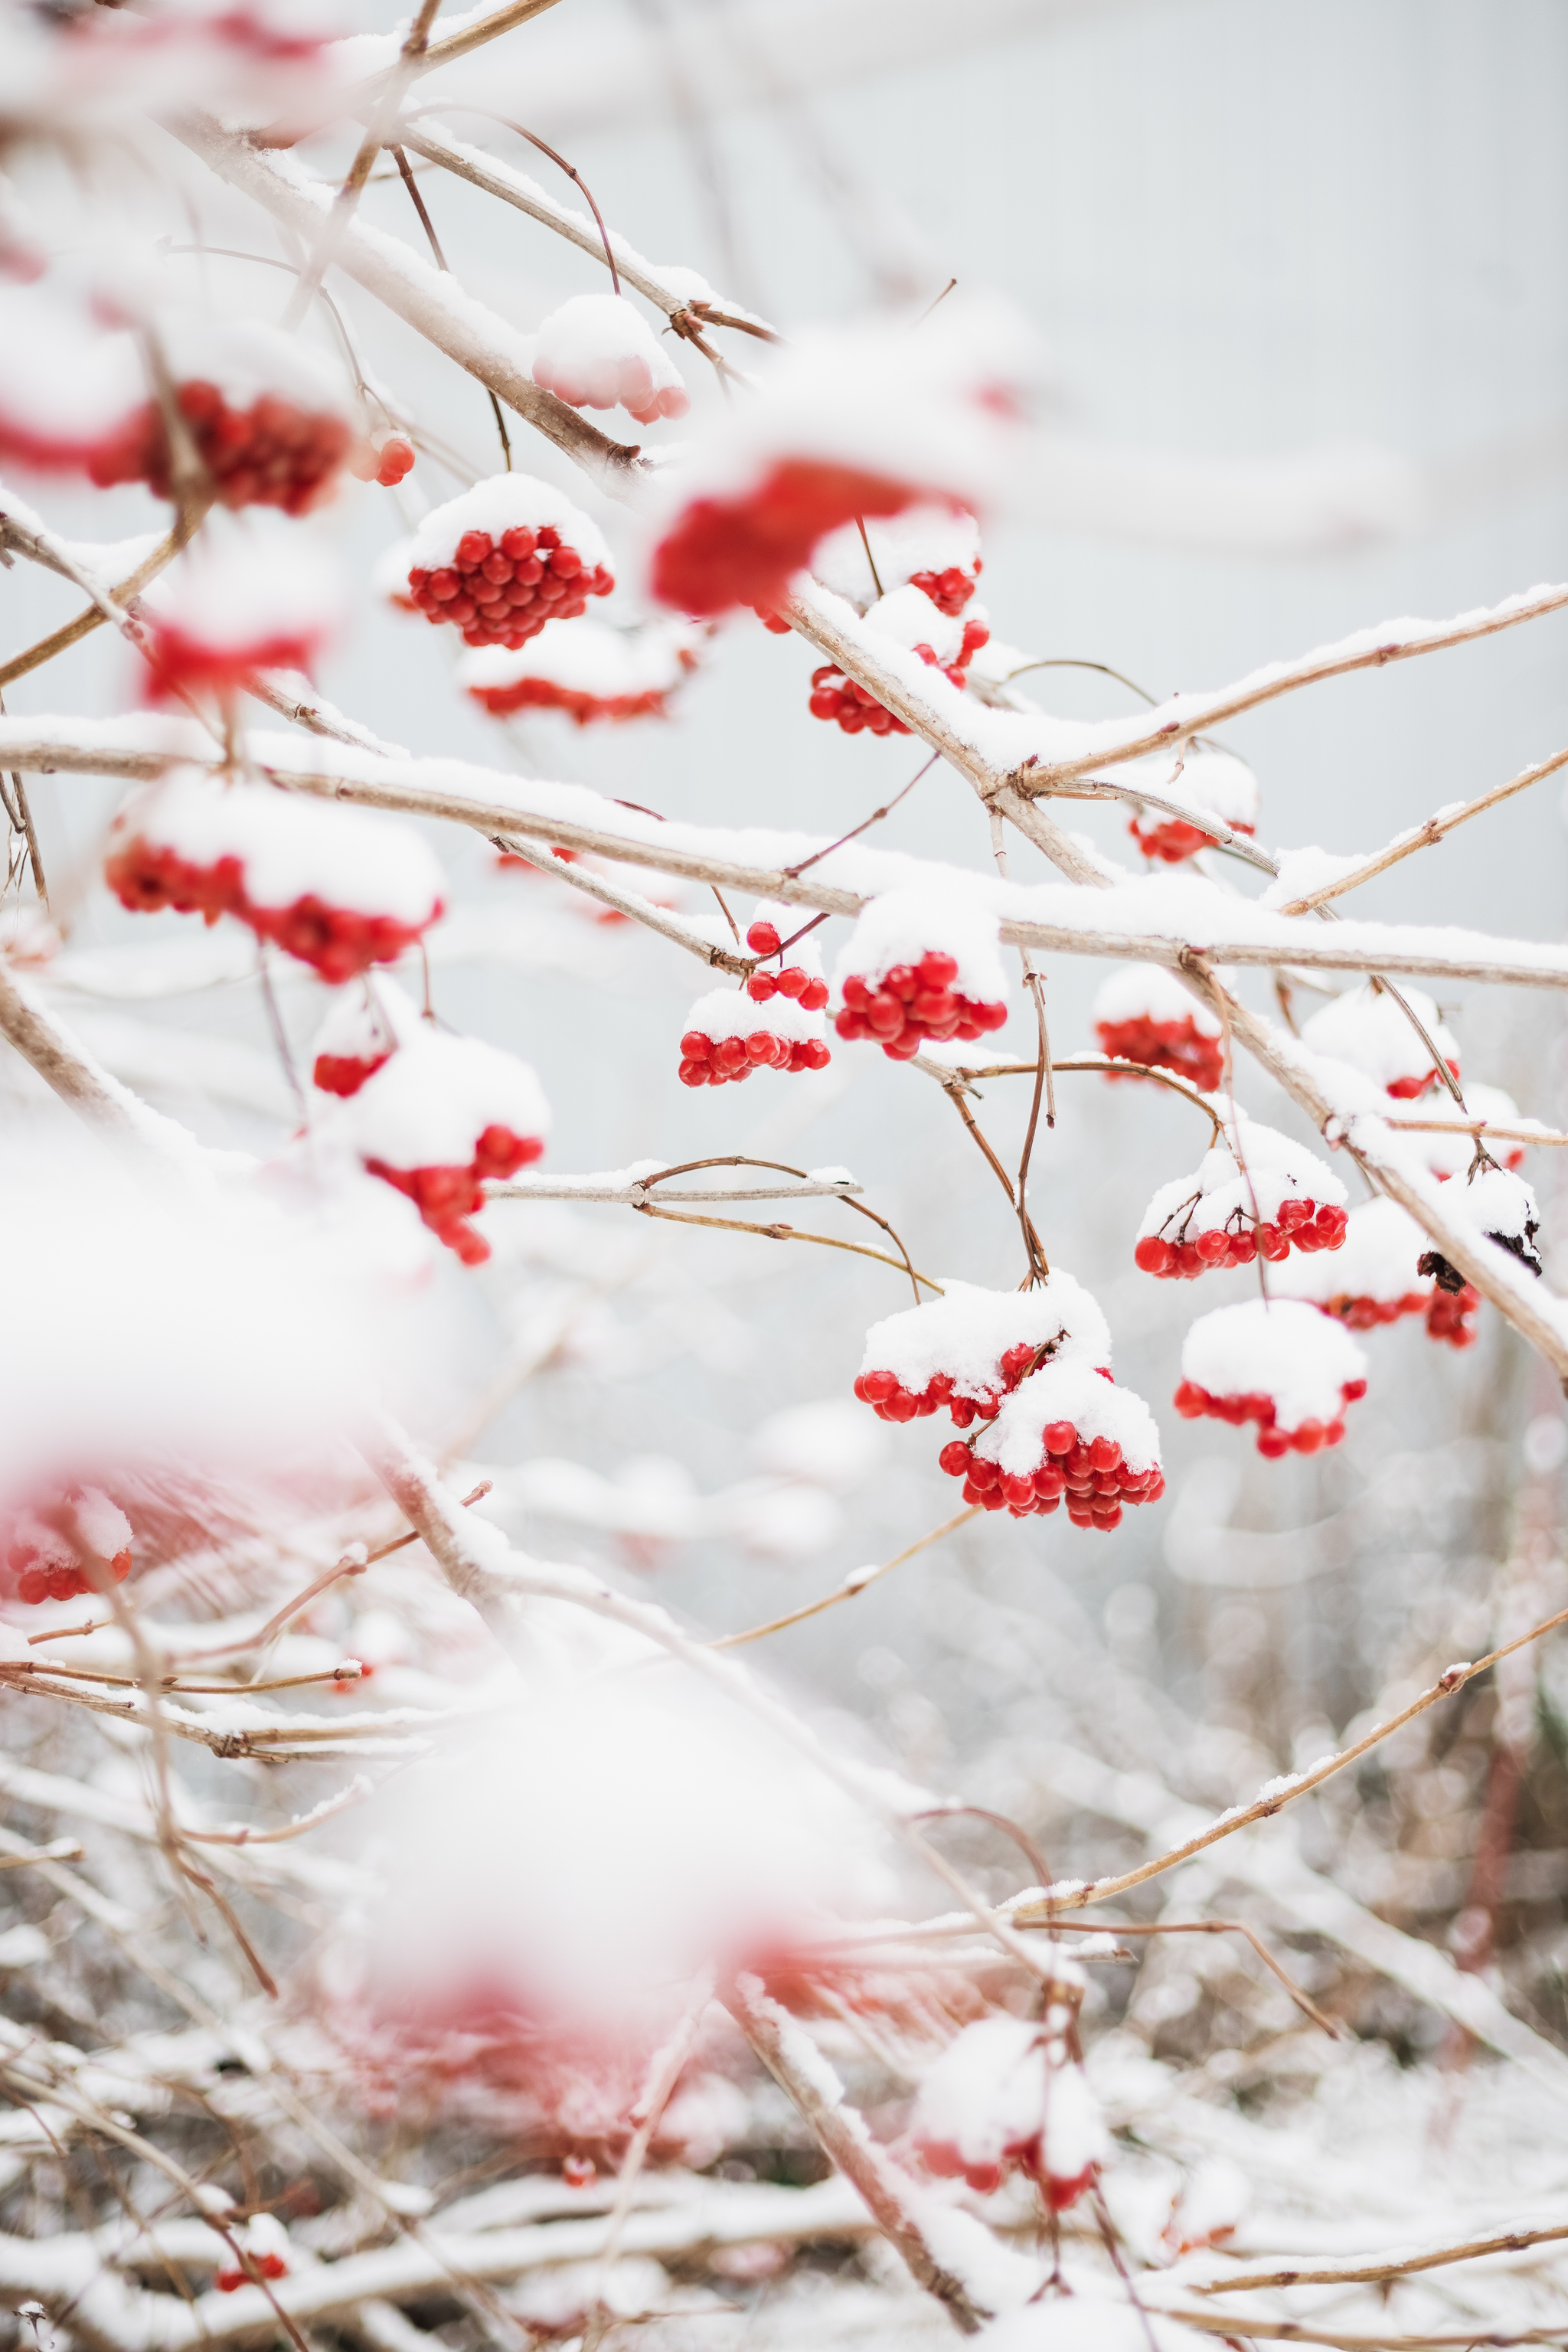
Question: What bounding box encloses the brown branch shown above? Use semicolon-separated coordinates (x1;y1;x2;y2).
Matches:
1194;2216;1568;2295
710;1507;982;1650
632;1196;942;1290
1279;740;1568;914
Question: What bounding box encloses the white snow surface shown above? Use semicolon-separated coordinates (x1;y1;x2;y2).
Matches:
835;887;1008;1005
810;504;981;612
1301;982;1459;1093
459;616;701;700
681;986;826;1047
1272;1197;1429;1307
159;312;352;416
311;975;423;1067
1445;1165;1540;1253
859;1275;1112;1396
1408;1083;1530;1179
109;769;446;923
1181;1300;1367;1427
1092;962;1222;1034
1106;746;1259;830
0;283;141;443
861;583;965;665
531;293;688;422
980;2291;1211;2351
71;1489;133;1561
348;1030;551;1166
407;473;610;573
913;2016;1044;2167
1138;1116;1347;1242
143;523;343;655
974;1364;1162;1476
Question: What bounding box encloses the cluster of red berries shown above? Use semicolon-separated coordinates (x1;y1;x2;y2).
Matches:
808;617;989;738
908;564;978;615
1135;1198;1348;1279
1315;1284;1478;1349
1128;815;1244;864
468;676;669;725
746;965;828;1011
918;2132;1095;2210
1174;1376;1367;1457
938;1427;1165;1532
215;2253;288;2295
313;1043;390;1097
852;1344;1043;1429
1426;1285;1479;1347
6;1533;131;1606
90;384;354;516
1096;1013;1223;1095
407;526;613;650
678;1029;831;1086
652;459;918;616
1386;1060;1462;1102
104;840;435;986
366;1126;544;1266
837;952;1008;1059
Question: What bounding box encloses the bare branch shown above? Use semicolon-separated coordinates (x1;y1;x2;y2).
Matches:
1277;740;1568;913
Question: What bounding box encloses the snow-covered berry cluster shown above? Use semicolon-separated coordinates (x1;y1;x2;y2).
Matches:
1134;1117;1348;1278
137;528;341;701
345;1028;551;1266
1301;982;1460;1100
460;617;701;726
1274;1196;1480;1348
652;459;924;617
806;505;982;619
396;477;613;651
105;769;445;984
1093;965;1225;1093
532;294;689;425
911;2000;1106;2208
5;1488;132;1606
834;890;1008;1059
1175;1299;1367;1457
808;585;990;737
90;323;358;516
678;986;830;1086
853;1272;1111;1428
939;1361;1165;1531
214;2215;290;2295
1125;749;1259;863
310;976;421;1099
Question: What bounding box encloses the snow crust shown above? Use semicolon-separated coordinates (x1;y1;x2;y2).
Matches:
860;1275;1112;1396
1300;982;1459;1093
532;293;688;423
1106;746;1259;829
1138;1116;1347;1243
975;1364;1162;1476
1446;1165;1540;1258
1092;962;1221;1034
1181;1300;1367;1428
459;617;700;699
835;887;1008;1006
0;283;141;447
407;473;610;573
142;525;343;659
810;504;981;612
1273;1196;1428;1307
160;313;352;417
680;986;826;1047
109;770;446;923
348;1031;551;1166
861;583;965;665
913;2016;1044;2169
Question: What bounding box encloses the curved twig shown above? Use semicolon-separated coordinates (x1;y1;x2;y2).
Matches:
710;1507;980;1650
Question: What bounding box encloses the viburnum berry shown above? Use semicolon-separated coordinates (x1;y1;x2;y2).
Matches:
742;904;829;1013
677;985;831;1086
348;1031;551;1266
853;1273;1112;1431
910;2005;1107;2205
90;322;357;517
395;476;614;652
105;769;446;985
834;890;1008;1060
1124;749;1260;864
459;618;703;726
1093;965;1224;1093
1175;1299;1367;1458
1134;1116;1348;1279
938;1361;1164;1531
651;459;929;617
1300;982;1461;1101
4;1488;132;1606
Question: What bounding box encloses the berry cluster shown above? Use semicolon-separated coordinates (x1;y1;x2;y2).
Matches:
837;952;1007;1059
5;1491;132;1606
652;459;919;616
469;675;668;725
678;1028;831;1086
1128;814;1244;863
363;435;415;488
407;524;613;650
908;564;978;615
313;1043;390;1097
106;837;437;985
366;1125;544;1266
90;383;354;515
853;1344;1044;1430
808;616;989;737
1174;1374;1367;1457
1096;1011;1224;1095
1426;1286;1480;1348
746;964;828;1011
939;1423;1165;1531
1135;1197;1348;1278
215;2252;288;2295
911;2014;1106;2208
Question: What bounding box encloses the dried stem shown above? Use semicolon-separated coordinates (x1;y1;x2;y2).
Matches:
710;1507;982;1649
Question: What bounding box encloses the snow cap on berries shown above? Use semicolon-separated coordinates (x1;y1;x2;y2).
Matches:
912;2014;1049;2192
407;473;610;580
810;505;981;616
312;976;422;1099
859;1275;1112;1406
1272;1195;1430;1317
1444;1164;1542;1276
1093;964;1224;1091
532;293;689;425
0;280;141;472
1301;982;1460;1099
1119;746;1259;861
1181;1299;1367;1436
1135;1114;1348;1276
138;523;343;697
975;1362;1161;1480
459;616;702;725
858;583;968;667
1093;964;1221;1047
835;887;1007;1011
348;1030;551;1175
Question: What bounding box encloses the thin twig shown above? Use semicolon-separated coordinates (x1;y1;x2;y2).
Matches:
710;1508;981;1649
782;750;939;881
1279;741;1568;914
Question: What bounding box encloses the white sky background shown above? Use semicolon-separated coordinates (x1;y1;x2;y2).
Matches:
5;0;1568;1749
